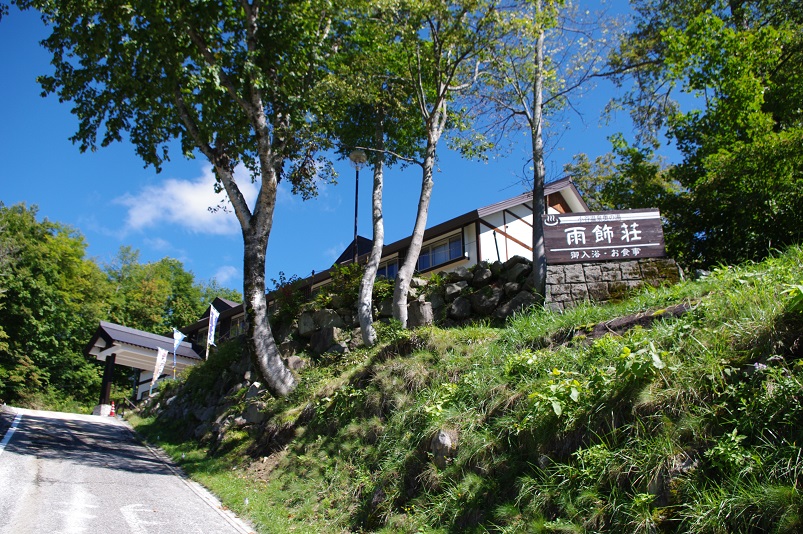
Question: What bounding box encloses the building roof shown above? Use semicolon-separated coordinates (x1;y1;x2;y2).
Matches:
84;321;202;364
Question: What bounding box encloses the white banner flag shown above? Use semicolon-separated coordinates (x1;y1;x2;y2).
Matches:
172;328;186;353
150;347;169;393
207;305;220;347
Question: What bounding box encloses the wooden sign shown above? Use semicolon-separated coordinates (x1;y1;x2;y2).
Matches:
541;209;666;264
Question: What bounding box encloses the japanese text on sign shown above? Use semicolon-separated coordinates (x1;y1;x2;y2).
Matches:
541;209;666;264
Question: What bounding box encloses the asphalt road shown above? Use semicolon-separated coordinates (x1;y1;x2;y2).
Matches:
0;406;254;534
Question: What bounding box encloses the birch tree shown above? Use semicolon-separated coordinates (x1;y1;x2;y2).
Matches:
387;0;501;328
322;1;425;345
20;0;341;396
472;0;615;300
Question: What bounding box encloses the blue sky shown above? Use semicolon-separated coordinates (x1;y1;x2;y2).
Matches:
0;4;658;294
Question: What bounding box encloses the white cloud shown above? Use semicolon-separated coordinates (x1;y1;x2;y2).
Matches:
143;237;172;251
115;165;259;235
213;265;240;286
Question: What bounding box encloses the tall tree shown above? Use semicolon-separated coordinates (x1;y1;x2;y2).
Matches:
104;247;225;333
610;0;803;266
472;0;615;300
386;0;501;328
20;0;342;396
0;203;109;405
320;0;424;345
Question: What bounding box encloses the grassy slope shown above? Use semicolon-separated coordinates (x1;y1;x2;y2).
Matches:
130;246;803;533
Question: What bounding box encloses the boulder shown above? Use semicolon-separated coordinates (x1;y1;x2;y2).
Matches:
444;281;468;302
493;290;538;320
448;296;472;320
430;429;458;469
311;326;343;355
410;276;428;288
447;266;472;282
408;301;434;327
314;309;346;329
503;282;520;296
505;262;531;283
245;382;264;400
470;285;504;315
279;339;303;358
472;267;493;287
298;311;317;337
429;292;446;312
243;401;267;425
284;355;308;371
378;298;394;318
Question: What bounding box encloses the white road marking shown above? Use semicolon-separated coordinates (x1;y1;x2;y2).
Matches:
0;412;22;456
120;503;165;534
56;486;99;534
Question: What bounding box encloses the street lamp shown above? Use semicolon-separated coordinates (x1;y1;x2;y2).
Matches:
349;149;367;263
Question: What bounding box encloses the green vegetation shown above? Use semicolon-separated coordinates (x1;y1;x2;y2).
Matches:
0;202;241;411
132;246;803;533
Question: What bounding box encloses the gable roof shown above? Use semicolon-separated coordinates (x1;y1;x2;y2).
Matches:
84;321;202;373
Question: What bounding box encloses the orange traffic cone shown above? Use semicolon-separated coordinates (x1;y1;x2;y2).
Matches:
109;401;116;417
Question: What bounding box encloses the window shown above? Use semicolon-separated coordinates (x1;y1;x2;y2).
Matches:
417;234;463;272
377;259;398;279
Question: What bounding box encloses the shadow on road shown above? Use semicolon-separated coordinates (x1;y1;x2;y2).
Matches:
5;412;174;476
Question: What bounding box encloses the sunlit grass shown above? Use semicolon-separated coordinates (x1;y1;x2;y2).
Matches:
129;245;803;533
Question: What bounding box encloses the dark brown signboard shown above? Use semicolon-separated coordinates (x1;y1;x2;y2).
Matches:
541;209;666;264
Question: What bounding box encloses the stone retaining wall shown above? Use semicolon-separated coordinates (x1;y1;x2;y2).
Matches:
282;256;682;356
545;258;682;311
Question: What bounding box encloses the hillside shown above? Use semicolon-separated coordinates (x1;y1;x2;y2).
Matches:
131;246;803;533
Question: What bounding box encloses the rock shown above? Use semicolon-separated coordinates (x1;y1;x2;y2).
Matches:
194;422;212;439
503;255;530;270
504;262;531;283
470;285;504;315
429;292;446;312
447;266;472;282
243;370;253;382
410;276;428;288
194;405;216;422
472;267;493;287
311;326;343;355
245;382;264;399
490;261;504;278
284;355;308;371
503;282;520;296
298;311;316;337
620;261;641;280
445;281;468;302
546;268;566;285
493;290;538;320
325;342;348;355
314;309;346;329
583;264;603;282
448;296;472;320
564;264;585;283
408;301;434;327
243;401;267;425
430;429;458;469
279;339;302;358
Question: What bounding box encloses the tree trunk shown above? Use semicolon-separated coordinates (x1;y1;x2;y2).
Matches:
392;141;436;328
242;229;297;397
529;0;547;304
213;155;296;398
357;116;386;347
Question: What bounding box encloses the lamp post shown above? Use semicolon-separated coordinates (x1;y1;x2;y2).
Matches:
349;149;367;263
